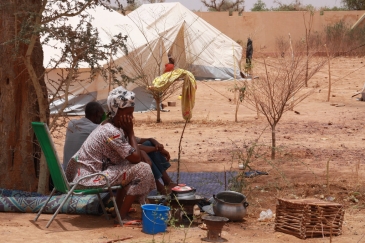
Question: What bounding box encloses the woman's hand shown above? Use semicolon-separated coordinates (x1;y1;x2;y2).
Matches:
117;114;134;135
160;149;170;161
150;138;164;151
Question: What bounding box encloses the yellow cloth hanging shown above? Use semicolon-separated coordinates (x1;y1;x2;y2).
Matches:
152;69;197;121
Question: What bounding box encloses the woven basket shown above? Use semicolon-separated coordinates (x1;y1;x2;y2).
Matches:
274;198;344;239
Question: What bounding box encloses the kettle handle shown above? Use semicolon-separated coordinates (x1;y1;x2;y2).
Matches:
243;201;249;208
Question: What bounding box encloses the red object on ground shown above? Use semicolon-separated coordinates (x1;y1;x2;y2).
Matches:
128;207;137;213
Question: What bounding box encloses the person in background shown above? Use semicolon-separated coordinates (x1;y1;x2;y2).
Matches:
246;38;253;74
164;57;175;73
138;139;176;194
65;87;155;223
62;101;104;170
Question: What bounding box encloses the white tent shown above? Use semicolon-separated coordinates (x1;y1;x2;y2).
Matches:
118;2;243;81
45;3;242;114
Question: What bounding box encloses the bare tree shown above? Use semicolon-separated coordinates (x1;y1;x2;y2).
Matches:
303;11;314;87
324;44;332;102
244;44;326;159
275;36;290;57
46;25;128;126
201;0;245;13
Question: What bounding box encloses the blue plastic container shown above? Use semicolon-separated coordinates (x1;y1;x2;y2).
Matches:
141;204;170;234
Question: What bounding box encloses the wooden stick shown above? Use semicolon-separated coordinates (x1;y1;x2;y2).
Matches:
275;229;305;239
275;224;304;231
232;42;237;103
177;119;188;184
305;230;341;234
224;168;227;190
276;217;304;222
105;236;133;243
276;222;303;226
324;44;332;102
326;157;331;193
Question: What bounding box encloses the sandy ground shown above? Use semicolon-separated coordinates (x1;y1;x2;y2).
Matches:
1;57;365;242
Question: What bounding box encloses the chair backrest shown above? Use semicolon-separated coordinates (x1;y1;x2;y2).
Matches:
32;122;70;193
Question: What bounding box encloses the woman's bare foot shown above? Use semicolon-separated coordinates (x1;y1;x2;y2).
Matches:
113;214;137;225
111;207;136;218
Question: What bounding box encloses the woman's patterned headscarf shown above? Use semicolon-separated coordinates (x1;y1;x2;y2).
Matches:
107;87;135;118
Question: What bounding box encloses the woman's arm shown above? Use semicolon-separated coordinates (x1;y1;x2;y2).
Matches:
138;143;170;162
138;137;164;151
139;150;152;166
125;132;141;163
116;114;141;163
138;144;158;153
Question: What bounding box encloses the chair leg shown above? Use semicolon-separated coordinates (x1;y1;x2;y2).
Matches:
110;193;123;226
34;187;57;222
107;187;122;226
97;193;109;220
46;185;77;228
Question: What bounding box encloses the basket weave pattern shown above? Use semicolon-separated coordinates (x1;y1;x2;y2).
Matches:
275;198;344;239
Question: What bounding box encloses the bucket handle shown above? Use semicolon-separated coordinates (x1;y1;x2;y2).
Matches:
143;210;170;226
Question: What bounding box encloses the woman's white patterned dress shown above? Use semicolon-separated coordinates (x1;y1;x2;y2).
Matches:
65;123;155;200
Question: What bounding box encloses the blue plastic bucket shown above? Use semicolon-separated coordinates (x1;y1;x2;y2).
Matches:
141;204;170;234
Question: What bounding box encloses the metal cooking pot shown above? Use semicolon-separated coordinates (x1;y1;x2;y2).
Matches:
171;184;196;199
146;195;168;205
212;191;249;221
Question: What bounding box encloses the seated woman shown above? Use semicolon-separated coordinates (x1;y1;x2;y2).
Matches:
138;139;177;194
66;87;155;223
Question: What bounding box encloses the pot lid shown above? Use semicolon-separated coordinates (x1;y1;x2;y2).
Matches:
172;184;193;192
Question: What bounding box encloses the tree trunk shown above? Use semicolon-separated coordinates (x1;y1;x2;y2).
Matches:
305;48;309;87
234;100;240;122
0;1;47;192
155;95;161;123
324;44;332;102
271;123;276;160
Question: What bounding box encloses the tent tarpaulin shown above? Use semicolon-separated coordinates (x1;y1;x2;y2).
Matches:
44;3;242;115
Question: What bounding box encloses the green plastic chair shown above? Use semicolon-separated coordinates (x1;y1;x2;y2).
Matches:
31;122;123;228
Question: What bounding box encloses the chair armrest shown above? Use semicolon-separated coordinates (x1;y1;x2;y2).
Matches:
74;172;117;189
